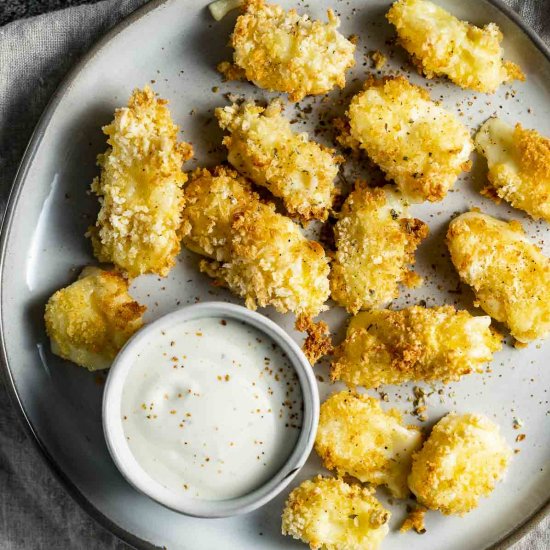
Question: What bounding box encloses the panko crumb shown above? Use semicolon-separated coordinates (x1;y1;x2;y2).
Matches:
224;0;356;101
400;505;427;534
315;391;423;498
181;166;330;318
408;413;512;515
330;182;428;313
216;100;341;222
281;476;390;550
341;76;473;203
331;305;502;388
475;118;550;223
370;50;387;70
387;0;524;93
44;267;145;371
89;86;193;278
296;315;333;365
447;211;550;343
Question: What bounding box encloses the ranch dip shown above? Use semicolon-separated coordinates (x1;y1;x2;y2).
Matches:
121;316;303;500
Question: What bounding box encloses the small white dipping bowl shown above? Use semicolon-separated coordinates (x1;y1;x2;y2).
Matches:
103;302;319;518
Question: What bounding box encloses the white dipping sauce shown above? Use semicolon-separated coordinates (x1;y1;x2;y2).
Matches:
121;316;303;500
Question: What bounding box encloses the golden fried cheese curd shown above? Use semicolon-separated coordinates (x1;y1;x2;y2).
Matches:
447;211;550;343
343;76;473;202
408;413;512;515
89;86;193;278
386;0;524;93
281;476;390;550
315;391;423;498
44;267;146;371
181;166;330;318
475;118;550;222
216;100;341;222
331;305;502;388
223;0;356;101
330;183;428;313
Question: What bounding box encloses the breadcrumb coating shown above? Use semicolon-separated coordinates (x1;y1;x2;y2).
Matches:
387;0;524;93
89;86;193;278
330;183;428;313
281;476;390;550
342;76;473;202
44;267;145;371
408;413;512;515
315;391;423;498
475;118;550;222
223;0;356;101
181;166;330;318
447;211;550;343
331;305;502;388
216;100;341;222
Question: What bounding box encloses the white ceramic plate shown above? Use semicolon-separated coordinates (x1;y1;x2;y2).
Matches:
1;0;549;548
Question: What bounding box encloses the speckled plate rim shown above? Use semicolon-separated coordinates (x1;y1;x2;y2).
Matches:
0;0;548;549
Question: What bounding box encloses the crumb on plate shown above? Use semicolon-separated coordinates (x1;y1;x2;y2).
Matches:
400;505;427;534
370;50;387;70
296;315;333;365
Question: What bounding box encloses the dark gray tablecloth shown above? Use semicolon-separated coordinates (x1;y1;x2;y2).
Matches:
0;0;549;548
0;1;102;26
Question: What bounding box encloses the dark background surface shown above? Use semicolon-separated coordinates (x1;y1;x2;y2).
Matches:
0;0;103;25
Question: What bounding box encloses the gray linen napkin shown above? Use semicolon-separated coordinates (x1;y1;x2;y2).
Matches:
0;0;549;548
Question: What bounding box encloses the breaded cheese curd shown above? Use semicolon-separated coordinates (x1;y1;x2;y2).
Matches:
221;0;356;101
330;183;428;313
447;211;550;343
386;0;524;93
331;305;502;388
342;76;473;202
475;118;550;222
408;413;512;515
44;267;145;371
216;101;341;222
281;476;390;550
181;166;330;319
89;87;193;278
315;391;423;498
